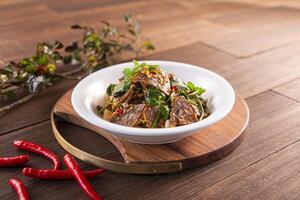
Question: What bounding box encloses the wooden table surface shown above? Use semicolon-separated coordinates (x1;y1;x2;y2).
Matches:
1;0;300;199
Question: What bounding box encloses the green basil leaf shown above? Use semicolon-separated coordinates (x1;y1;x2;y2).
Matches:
133;60;139;68
123;68;133;79
186;81;205;95
196;87;205;95
159;105;169;120
145;88;165;106
186;81;196;91
106;84;116;96
122;60;144;80
113;79;130;97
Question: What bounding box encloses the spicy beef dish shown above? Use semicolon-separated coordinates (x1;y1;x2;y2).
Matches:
97;61;209;128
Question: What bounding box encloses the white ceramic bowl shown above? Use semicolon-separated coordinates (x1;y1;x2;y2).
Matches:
71;61;235;144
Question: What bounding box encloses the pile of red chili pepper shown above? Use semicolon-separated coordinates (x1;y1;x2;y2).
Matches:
1;140;105;200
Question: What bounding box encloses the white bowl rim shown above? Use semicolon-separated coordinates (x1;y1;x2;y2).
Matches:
71;60;235;137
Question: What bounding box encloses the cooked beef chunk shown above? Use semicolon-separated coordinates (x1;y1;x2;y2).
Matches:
132;69;171;95
142;105;159;128
111;104;146;127
170;96;199;126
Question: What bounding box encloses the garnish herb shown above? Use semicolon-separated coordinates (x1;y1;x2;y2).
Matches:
186;81;206;95
145;88;169;127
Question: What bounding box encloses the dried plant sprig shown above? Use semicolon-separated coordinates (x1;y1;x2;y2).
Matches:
0;14;155;114
0;41;66;113
64;14;155;74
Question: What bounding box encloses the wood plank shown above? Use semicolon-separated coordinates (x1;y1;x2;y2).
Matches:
0;5;54;27
273;78;300;102
55;1;266;57
2;1;300;61
59;1;186;27
0;79;77;135
188;140;300;200
210;6;300;29
105;91;300;200
45;0;135;13
214;0;300;9
220;43;300;98
169;0;260;17
147;42;235;69
143;6;300;58
8;16;236;62
204;7;300;57
143;20;237;56
0;1;262;61
0;41;33;61
0;4;68;42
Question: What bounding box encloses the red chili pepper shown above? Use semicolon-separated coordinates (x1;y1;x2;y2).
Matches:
64;154;102;200
171;85;178;92
13;140;61;170
23;167;104;180
8;178;29;200
0;155;29;167
114;108;123;115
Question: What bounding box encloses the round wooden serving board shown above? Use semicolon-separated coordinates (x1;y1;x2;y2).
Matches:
51;89;249;174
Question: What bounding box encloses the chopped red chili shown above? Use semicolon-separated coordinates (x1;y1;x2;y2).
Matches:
171;85;178;92
8;178;29;200
0;155;29;167
64;154;102;200
114;108;123;115
13;140;61;170
23;167;104;180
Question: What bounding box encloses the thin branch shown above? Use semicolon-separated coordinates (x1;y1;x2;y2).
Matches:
0;93;35;114
0;85;21;94
60;64;85;76
53;73;81;80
